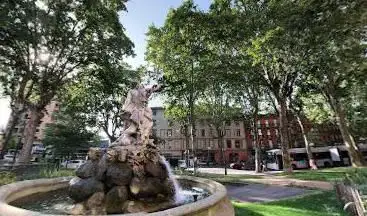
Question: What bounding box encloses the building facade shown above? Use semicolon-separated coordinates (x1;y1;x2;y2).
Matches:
152;107;344;165
151;107;249;164
10;101;60;145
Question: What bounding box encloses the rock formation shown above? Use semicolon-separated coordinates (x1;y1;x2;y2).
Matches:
68;84;177;215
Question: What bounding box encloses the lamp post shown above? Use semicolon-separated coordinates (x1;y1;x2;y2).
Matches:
207;146;211;167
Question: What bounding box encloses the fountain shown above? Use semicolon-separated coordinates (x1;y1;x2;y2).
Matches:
0;83;234;216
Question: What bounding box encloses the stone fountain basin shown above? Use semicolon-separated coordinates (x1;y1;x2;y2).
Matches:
0;175;234;216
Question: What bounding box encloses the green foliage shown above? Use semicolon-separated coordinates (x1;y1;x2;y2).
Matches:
0;171;16;186
61;66;141;142
39;168;75;178
42;109;99;158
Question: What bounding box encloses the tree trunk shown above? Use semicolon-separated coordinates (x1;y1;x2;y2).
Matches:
330;96;366;167
252;117;261;173
219;135;227;175
295;114;317;170
17;108;43;164
0;107;24;158
184;125;190;168
278;98;292;173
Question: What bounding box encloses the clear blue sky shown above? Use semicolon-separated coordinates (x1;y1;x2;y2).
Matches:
0;0;211;128
120;0;211;68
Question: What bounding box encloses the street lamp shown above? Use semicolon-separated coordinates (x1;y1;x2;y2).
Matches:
207;146;211;167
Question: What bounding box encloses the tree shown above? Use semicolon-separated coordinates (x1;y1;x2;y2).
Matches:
146;0;209;174
300;0;367;166
61;66;141;142
43;110;99;159
197;80;241;175
0;0;133;163
164;104;190;166
231;0;312;172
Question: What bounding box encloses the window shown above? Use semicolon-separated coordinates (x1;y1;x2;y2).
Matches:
275;129;279;136
265;120;269;127
152;110;157;116
167;129;172;137
235;121;240;126
36;129;40;133
153;120;157;127
235;140;241;148
273;119;278;126
210;129;214;136
160;129;165;137
236;129;241;136
226;140;232;148
225;129;231;136
225;120;231;126
257;120;261;127
267;129;271;136
201;129;205;137
258;129;262;135
269;139;273;147
152;129;157;135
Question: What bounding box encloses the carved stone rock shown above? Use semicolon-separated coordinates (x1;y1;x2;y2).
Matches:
69;177;104;202
105;162;133;186
126;200;174;213
145;161;168;180
88;147;103;161
129;177;166;198
86;192;106;215
105;186;129;214
76;161;97;179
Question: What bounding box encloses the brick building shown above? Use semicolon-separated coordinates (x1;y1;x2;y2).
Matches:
244;114;344;151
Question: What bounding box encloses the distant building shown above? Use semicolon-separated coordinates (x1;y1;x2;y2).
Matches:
151;107;248;164
8;100;60;146
152;107;344;165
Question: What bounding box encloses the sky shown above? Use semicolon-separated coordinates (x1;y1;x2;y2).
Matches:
0;0;211;129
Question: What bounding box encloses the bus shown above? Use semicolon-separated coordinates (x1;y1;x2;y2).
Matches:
265;144;367;170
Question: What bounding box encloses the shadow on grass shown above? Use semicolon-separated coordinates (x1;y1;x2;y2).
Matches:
233;191;347;216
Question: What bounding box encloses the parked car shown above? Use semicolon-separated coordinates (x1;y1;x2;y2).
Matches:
178;160;187;169
61;160;85;169
3;154;16;162
230;162;245;170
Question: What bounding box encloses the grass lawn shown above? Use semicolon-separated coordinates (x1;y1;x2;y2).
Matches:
277;167;367;182
233;190;347;216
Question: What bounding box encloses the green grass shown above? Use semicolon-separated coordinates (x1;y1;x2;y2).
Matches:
277;167;367;182
233;191;347;216
38;168;75;178
0;171;16;186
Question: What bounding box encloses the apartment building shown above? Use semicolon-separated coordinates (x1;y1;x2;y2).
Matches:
244;114;343;151
10;101;60;145
151;107;249;164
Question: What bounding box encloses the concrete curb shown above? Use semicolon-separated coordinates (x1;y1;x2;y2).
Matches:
0;176;234;216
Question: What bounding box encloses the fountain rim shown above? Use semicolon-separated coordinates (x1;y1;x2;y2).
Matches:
0;175;229;216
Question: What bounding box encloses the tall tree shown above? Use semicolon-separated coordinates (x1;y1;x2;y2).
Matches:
61;66;140;142
0;0;133;163
43;109;99;159
301;0;367;166
146;0;209;174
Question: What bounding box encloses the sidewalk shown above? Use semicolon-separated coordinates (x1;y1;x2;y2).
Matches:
189;167;333;190
245;175;333;190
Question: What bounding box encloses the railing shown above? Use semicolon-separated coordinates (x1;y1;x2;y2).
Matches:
335;182;366;216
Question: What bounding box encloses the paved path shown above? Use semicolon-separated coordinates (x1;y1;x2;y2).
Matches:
226;183;311;202
190;167;333;190
188;167;283;175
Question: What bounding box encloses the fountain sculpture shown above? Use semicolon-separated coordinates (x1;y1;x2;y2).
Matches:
0;82;235;216
68;84;178;215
